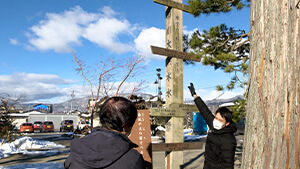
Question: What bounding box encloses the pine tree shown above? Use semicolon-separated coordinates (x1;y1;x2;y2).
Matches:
186;1;300;168
184;0;250;121
0;93;22;145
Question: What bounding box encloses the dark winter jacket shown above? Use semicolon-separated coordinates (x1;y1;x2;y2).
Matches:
64;127;146;169
194;97;237;169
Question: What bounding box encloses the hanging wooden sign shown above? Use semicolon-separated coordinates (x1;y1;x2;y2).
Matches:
151;46;201;62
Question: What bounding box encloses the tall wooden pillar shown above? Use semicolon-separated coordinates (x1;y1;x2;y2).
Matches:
165;0;184;168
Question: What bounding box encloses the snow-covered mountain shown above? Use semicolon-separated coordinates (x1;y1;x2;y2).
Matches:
16;94;243;113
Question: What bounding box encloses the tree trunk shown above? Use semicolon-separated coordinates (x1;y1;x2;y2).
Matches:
242;0;300;168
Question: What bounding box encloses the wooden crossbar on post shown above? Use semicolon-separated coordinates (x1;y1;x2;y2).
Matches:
151;46;201;62
152;142;204;151
153;0;190;13
150;104;198;117
150;107;185;117
169;103;198;112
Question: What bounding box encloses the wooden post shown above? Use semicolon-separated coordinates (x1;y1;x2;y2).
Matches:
151;1;200;168
164;0;184;168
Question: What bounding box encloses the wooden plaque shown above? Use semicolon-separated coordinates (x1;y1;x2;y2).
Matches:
149;107;186;117
151;46;201;62
169;103;199;112
129;110;152;167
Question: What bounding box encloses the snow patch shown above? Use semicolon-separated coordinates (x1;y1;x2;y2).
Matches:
0;136;65;159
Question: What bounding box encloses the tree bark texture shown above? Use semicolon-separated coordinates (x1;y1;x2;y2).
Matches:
242;0;300;168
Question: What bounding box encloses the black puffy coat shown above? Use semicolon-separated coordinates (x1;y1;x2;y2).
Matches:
64;127;146;169
194;97;237;169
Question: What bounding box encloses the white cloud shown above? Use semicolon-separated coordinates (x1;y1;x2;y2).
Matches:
25;5;209;61
26;5;186;58
100;6;117;18
0;72;76;102
134;27;165;60
27;6;136;54
83;17;134;54
134;27;201;60
28;6;98;53
0;72;149;103
9;38;18;45
183;27;197;37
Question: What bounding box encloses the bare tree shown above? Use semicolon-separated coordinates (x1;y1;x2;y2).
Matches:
73;53;146;128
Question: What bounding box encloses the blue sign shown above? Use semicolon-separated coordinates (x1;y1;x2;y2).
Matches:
193;112;207;133
33;104;48;110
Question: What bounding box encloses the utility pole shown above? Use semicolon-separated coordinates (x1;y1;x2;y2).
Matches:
70;90;75;112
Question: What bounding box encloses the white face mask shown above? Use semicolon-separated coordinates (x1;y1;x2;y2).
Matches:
213;119;224;130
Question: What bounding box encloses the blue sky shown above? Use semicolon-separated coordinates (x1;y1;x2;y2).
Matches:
0;0;250;103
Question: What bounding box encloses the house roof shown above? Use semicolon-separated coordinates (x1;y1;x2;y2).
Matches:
9;110;44;117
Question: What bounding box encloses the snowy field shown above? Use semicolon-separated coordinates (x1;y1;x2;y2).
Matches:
0;137;66;169
0;136;65;159
0;129;206;169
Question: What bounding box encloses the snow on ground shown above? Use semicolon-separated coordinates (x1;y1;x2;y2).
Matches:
0;136;65;159
0;162;64;169
156;125;166;131
0;129;206;168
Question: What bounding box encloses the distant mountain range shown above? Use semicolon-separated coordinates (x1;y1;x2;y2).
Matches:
16;94;243;113
53;97;91;113
185;95;244;106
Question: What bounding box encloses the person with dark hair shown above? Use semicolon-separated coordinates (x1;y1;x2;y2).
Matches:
188;83;237;169
65;96;146;169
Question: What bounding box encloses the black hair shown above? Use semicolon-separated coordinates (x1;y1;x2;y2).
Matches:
216;107;233;123
98;96;137;132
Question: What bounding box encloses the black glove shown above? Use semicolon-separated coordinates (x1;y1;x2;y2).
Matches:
188;83;196;96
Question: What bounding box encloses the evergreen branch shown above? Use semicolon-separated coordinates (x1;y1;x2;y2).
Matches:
234;69;244;84
211;36;231;54
233;32;249;50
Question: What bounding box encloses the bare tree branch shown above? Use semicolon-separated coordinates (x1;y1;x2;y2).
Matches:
73;52;94;101
73;52;146;128
128;80;146;99
115;54;145;96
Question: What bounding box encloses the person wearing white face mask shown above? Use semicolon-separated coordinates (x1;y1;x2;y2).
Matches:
188;83;237;169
